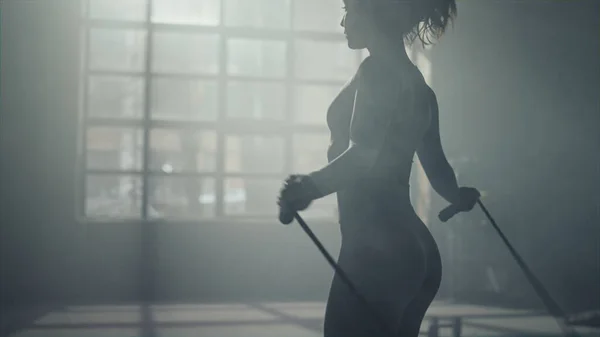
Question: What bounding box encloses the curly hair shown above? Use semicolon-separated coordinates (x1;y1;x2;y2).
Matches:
404;0;457;46
365;0;458;46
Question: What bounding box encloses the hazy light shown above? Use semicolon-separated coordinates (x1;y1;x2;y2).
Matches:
161;163;174;173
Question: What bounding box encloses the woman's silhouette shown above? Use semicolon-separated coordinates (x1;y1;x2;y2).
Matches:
279;0;479;335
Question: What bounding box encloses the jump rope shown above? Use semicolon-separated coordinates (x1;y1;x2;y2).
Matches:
280;200;580;337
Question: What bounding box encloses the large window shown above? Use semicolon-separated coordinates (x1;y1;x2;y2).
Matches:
79;0;363;220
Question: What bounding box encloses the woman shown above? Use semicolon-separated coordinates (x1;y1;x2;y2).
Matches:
278;0;480;335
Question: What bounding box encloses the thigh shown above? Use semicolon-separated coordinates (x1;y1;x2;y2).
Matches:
396;283;439;337
324;243;428;337
397;246;443;337
324;273;406;337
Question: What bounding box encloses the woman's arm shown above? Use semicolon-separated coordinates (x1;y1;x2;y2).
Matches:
416;87;460;204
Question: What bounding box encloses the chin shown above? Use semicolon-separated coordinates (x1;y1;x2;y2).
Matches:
346;39;367;50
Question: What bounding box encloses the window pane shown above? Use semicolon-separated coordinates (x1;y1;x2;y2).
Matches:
151;0;220;26
292;134;330;172
85;175;142;218
293;0;343;32
228;39;287;78
224;178;280;216
149;129;217;172
88;0;147;21
89;29;147;72
295;40;357;81
151;78;218;121
148;177;216;218
86;127;144;171
225;0;290;29
225;135;285;173
88;76;144;119
227;82;285;120
294;85;340;125
152;33;219;74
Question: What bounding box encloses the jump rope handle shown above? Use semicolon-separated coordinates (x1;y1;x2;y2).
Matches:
279;205;295;225
438;203;460;222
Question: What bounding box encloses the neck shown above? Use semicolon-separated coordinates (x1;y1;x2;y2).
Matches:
366;37;414;68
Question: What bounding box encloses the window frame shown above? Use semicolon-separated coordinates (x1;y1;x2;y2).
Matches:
78;0;364;222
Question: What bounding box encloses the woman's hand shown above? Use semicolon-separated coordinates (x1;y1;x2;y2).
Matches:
456;186;480;211
277;175;321;213
277;174;322;225
438;186;480;222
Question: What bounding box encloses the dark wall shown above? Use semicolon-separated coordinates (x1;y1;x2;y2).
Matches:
1;0;81;304
430;0;600;312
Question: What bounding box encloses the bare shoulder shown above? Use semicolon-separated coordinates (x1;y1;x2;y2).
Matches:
357;57;402;98
357;57;427;109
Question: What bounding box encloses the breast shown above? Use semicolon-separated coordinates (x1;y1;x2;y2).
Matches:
325;59;432;176
326;78;357;162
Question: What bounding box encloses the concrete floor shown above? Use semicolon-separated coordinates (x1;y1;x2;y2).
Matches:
6;301;600;337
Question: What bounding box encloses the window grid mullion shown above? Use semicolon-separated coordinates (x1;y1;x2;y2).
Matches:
215;0;228;217
141;0;155;219
284;2;296;175
86;70;348;86
79;0;92;219
84;20;347;42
